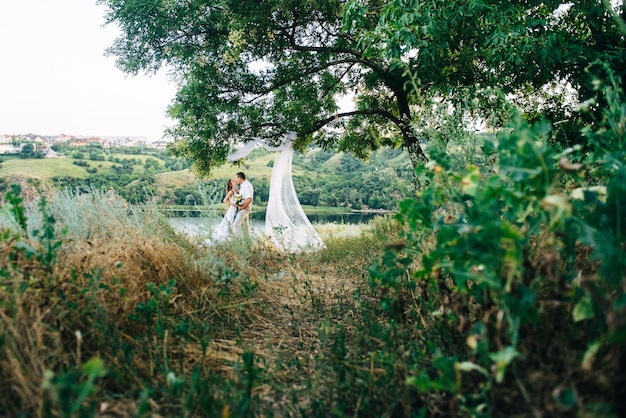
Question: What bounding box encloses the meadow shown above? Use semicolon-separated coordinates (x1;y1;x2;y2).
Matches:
0;185;399;417
0;157;92;181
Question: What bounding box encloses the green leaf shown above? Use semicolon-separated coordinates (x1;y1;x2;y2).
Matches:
581;341;601;371
82;357;106;378
573;295;594;322
555;387;577;409
461;165;481;196
489;346;522;383
456;361;489;376
614;294;626;310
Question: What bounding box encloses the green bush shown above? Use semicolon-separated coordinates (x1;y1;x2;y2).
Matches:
367;62;625;416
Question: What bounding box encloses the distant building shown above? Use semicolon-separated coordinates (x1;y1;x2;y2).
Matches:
0;133;160;149
0;144;19;154
68;137;103;147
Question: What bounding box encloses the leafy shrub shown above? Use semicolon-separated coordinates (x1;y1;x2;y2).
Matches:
367;63;625;416
72;160;90;167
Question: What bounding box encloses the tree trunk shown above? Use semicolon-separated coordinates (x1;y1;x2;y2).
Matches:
403;129;428;192
395;89;428;191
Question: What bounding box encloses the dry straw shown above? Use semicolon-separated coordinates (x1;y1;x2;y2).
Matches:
1;186;397;415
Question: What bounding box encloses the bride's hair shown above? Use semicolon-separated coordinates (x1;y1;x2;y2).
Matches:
226;179;234;192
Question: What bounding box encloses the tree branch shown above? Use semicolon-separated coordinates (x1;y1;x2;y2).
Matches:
305;109;403;134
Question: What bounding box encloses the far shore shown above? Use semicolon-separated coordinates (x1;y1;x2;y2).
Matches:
350;208;395;214
160;204;396;215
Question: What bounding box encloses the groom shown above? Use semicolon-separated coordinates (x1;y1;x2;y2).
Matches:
233;171;254;237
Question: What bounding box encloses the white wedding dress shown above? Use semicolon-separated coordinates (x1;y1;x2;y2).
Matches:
206;195;237;244
227;134;325;252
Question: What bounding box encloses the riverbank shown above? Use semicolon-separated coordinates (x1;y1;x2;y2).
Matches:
158;203;395;224
160;204;396;216
350;208;395;214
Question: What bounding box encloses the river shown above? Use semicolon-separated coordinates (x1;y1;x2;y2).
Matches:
168;210;388;240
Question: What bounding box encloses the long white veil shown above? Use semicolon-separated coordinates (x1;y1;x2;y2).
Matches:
226;134;325;252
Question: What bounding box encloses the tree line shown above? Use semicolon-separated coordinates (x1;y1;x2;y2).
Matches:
42;143;415;210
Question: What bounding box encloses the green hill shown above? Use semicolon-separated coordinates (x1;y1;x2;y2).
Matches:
0;157;90;180
1;145;415;210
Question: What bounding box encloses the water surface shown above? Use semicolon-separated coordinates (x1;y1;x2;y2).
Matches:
168;210;386;240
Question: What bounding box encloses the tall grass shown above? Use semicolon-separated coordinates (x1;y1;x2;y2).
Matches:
1;168;623;417
0;186;246;416
0;184;400;417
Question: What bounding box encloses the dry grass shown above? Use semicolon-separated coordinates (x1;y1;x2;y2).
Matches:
0;303;53;413
0;186;395;416
154;169;198;191
315;221;372;239
0;190;218;413
192;236;378;413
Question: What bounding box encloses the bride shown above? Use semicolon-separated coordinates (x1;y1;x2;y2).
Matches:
205;179;239;244
227;132;325;252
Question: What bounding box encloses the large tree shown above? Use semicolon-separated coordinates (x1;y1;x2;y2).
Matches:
98;0;440;176
99;0;625;176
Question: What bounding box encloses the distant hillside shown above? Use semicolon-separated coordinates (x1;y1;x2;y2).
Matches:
0;145;414;210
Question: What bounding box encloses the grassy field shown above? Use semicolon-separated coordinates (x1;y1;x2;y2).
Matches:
0;157;91;180
200;150;292;181
0;149;284;192
0;155;160;181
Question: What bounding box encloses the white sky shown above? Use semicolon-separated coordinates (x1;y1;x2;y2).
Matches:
0;0;177;142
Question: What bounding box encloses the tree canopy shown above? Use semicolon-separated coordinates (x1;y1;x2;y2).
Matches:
98;0;441;175
98;0;625;176
347;0;625;145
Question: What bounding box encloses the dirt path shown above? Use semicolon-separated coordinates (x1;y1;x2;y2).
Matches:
233;261;364;410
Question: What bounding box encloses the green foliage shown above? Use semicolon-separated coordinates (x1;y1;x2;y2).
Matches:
291;147;413;210
73;160;90;168
52;173;158;205
129;280;178;336
346;0;625;121
143;156;164;173
122;176;157;204
367;63;625;416
41;357;106;418
1;185;64;274
169;146;413;210
4;184;29;232
19;143;45;159
98;0;430;177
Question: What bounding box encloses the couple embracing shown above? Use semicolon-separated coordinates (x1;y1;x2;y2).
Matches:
209;172;253;243
208;132;324;252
